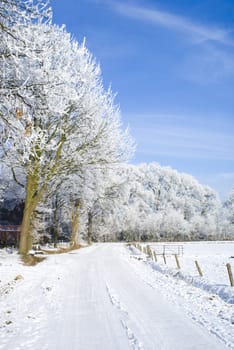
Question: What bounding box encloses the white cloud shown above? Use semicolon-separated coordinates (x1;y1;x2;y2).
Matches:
109;1;234;46
87;0;234;83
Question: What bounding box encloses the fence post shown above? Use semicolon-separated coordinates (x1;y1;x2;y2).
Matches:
226;263;234;287
149;248;153;259
146;245;151;256
153;251;157;262
195;260;203;277
163;253;167;264
175;254;181;269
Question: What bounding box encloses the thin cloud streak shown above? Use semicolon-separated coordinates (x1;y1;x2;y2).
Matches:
135;133;234;160
128;114;234;161
180;45;234;83
137;148;234;161
110;1;234;45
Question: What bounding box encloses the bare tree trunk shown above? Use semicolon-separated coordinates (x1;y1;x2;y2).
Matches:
70;199;81;247
87;211;93;245
53;210;58;248
19;138;64;254
19;169;46;254
53;196;59;248
19;203;33;254
19;174;36;254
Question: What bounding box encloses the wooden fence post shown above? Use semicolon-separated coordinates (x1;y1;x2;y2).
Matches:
174;254;180;269
149;248;153;259
146;245;151;256
163;253;166;264
153;251;157;262
195;260;203;277
226;263;234;287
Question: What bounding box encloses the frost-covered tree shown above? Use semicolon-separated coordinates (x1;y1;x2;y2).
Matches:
52;165;125;246
88;163;221;242
0;0;51;30
82;166;127;244
220;188;234;239
0;5;133;253
0;163;24;206
0;0;52;124
50;173;85;247
224;189;234;223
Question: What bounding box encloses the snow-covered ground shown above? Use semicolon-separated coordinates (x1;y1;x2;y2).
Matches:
149;241;234;286
0;242;233;349
141;241;234;304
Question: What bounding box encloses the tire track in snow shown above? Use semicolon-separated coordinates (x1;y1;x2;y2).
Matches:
106;283;144;350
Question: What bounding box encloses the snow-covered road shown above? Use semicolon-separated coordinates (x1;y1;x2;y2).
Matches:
0;244;231;349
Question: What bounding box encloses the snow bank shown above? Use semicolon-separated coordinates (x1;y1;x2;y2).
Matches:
129;245;234;304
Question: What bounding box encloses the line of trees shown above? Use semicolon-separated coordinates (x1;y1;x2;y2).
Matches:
1;161;233;245
92;164;234;242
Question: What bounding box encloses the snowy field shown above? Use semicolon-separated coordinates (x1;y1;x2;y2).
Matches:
147;241;234;298
0;242;234;349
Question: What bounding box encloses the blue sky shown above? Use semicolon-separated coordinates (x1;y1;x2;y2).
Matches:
50;0;234;199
